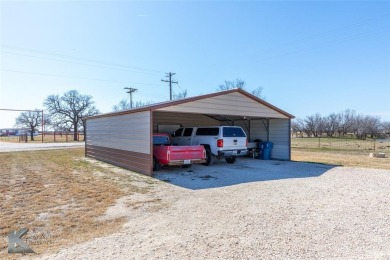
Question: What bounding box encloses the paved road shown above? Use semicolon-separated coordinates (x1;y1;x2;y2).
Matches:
0;141;85;152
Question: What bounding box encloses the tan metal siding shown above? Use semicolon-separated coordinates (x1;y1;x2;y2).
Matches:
234;120;268;142
87;111;150;154
269;119;290;160
157;92;289;118
153;112;220;132
236;119;290;160
86;111;152;175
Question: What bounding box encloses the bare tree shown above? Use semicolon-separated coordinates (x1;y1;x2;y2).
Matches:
250;86;265;99
324;113;340;137
294;109;387;140
303;113;325;137
353;114;368;140
113;99;130;111
351;114;381;140
113;99;153;111
291;118;305;137
15;110;42;141
217;79;266;99
217;79;246;91
172;89;188;100
335;109;355;137
44;90;99;141
364;115;382;138
382;121;390;135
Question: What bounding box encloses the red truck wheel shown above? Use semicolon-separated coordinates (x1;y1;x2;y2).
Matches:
153;157;161;171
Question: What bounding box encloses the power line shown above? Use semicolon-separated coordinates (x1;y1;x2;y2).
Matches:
239;25;390;67
161;72;178;100
0;68;164;86
1;44;165;74
1;51;163;75
228;13;390;68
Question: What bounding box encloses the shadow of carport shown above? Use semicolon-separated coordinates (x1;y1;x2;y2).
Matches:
154;158;337;190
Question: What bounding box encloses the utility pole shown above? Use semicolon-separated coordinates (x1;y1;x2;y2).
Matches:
124;87;137;108
161;72;178;100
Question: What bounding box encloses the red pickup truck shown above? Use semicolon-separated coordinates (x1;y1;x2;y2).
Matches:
153;133;206;171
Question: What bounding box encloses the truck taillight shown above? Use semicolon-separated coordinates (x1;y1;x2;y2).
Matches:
217;139;223;147
203;149;206;159
167;150;170;161
246;139;248;147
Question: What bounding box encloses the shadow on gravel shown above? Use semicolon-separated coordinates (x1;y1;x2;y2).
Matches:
154;158;337;190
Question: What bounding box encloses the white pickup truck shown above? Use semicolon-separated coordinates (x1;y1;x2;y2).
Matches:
171;126;248;165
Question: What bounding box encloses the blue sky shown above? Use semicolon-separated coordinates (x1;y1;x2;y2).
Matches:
1;1;389;128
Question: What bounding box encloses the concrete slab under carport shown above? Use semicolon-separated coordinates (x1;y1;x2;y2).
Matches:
154;157;335;190
152;110;292;161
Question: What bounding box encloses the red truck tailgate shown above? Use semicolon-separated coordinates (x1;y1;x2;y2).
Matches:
168;145;206;161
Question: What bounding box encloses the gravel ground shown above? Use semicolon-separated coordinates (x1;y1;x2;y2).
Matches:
0;141;84;152
36;159;389;259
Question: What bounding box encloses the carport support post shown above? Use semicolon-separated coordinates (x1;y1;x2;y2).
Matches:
241;118;251;141
150;110;154;175
261;118;270;142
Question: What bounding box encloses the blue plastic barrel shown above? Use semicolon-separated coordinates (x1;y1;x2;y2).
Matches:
263;142;273;149
260;142;273;160
263;148;271;160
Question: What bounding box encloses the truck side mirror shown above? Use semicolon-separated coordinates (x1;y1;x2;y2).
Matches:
171;133;175;137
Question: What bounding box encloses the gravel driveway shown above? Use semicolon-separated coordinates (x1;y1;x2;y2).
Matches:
39;158;390;259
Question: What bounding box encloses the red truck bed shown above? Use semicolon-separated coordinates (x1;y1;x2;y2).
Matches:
153;133;206;170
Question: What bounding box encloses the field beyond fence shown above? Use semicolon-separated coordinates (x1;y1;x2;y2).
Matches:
292;137;390;152
0;132;84;143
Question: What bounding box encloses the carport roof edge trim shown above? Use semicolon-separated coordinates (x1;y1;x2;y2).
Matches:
85;88;295;120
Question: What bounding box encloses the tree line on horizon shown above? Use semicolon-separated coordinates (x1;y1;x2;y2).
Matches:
18;79;389;142
292;109;390;140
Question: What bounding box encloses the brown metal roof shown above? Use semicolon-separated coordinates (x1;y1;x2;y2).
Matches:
86;88;295;120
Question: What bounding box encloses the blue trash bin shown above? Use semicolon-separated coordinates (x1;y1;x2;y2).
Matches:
260;142;273;160
263;148;271;160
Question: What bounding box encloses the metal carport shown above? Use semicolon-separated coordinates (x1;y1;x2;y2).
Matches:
85;88;294;176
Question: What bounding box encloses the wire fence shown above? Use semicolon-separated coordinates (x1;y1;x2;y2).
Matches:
291;137;390;152
0;132;84;143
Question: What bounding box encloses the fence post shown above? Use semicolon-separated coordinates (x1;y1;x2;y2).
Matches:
318;137;321;148
373;138;376;151
54;132;56;142
66;132;68;142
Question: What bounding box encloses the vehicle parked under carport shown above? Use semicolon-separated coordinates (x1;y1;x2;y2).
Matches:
152;133;206;171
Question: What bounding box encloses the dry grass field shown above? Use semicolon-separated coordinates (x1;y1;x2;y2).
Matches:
292;137;390;152
0;148;156;258
292;148;390;170
1;146;388;258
